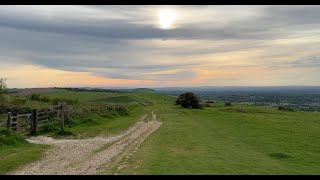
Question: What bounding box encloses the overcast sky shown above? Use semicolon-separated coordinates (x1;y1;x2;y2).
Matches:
0;5;320;88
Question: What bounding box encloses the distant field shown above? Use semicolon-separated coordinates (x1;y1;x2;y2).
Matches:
12;88;66;96
155;87;320;112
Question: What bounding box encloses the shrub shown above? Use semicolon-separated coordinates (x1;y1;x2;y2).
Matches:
10;97;27;105
225;102;232;106
270;152;292;159
40;96;51;103
65;104;129;124
38;121;60;134
78;118;100;125
64;118;76;127
55;129;73;136
0;128;27;146
278;106;294;112
50;97;79;106
202;103;211;107
175;92;202;109
50;98;62;105
0;104;32;114
206;100;215;103
30;93;41;101
224;108;247;113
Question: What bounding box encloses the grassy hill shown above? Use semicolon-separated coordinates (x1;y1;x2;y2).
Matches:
116;100;320;174
1;90;320;174
105;93;320;175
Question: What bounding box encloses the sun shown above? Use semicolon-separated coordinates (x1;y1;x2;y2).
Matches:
158;9;177;29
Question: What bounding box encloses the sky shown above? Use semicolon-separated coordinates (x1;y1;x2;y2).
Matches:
0;5;320;88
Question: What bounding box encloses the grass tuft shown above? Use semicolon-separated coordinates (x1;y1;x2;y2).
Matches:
0;129;27;146
269;153;292;160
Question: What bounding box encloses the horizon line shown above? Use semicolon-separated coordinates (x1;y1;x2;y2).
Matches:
8;85;320;89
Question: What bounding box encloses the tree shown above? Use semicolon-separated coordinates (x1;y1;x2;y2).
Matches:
0;78;8;111
0;78;7;94
175;92;202;109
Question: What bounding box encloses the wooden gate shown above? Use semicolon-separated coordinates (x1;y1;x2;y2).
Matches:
6;102;69;135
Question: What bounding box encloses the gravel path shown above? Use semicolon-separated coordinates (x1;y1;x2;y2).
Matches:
9;112;162;175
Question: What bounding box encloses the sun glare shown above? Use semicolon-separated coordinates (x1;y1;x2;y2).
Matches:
158;9;177;29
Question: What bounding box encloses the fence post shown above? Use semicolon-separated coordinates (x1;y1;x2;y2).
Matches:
12;112;18;131
31;109;38;135
7;112;11;129
60;102;64;131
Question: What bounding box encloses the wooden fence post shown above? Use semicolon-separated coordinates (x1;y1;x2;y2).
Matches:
31;109;38;135
12;112;18;131
7;112;11;129
60;102;64;131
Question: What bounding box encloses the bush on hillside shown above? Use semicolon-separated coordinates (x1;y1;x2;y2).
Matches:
0;103;32;114
10;96;27;105
206;100;215;103
225;102;232;106
278;106;294;112
30;93;41;101
40;96;51;103
175;92;202;109
202;103;211;107
50;97;79;106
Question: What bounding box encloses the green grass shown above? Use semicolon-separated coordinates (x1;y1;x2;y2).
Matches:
0;144;49;174
64;106;147;138
0;114;6;127
96;96;136;104
0;128;49;174
114;98;320;175
2;90;320;174
45;91;154;106
45;91;118;103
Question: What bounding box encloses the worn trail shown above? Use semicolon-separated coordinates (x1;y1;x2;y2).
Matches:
9;112;161;175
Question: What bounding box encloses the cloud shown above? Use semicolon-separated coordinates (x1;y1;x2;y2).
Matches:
1;5;320;41
1;5;320;87
290;56;320;68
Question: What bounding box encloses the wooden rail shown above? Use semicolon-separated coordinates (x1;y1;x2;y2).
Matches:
6;102;70;135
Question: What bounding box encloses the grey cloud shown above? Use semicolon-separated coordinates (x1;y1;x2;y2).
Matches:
144;70;196;80
290;56;320;68
1;5;320;84
265;55;320;69
94;69;196;81
1;6;320;41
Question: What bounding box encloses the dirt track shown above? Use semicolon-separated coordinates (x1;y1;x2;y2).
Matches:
9;112;161;175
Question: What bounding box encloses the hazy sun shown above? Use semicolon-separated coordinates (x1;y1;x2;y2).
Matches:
158;9;177;29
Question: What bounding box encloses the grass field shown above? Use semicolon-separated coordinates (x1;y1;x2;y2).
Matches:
112;96;320;175
1;90;320;174
0;129;49;174
0;143;49;174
